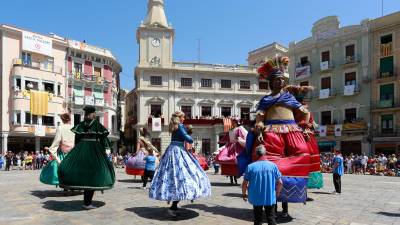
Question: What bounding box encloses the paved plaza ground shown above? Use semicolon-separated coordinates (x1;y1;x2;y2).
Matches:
0;168;399;225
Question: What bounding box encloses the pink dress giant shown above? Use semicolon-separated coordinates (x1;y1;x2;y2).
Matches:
215;126;248;176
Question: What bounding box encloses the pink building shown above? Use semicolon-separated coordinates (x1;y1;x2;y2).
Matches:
0;25;122;155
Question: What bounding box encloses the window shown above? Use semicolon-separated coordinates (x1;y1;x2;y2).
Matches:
57;84;61;96
42;115;54;126
151;138;161;153
300;56;310;66
95;57;101;63
74;63;82;74
221;107;231;117
181;106;192;119
150;76;162;85
381;114;393;133
111;115;116;133
150;105;162;117
24;112;38;125
202;139;211;156
321;77;331;89
240;107;250;120
181;78;192;87
381;34;392;44
25;80;39;91
15;77;21;91
74;114;81;127
43;82;55;94
221;79;231;89
380;56;394;77
240;80;250;89
14;111;21;125
379;84;394;107
300;81;309;86
22;52;31;65
258;81;269;90
75;53;82;58
320;111;332;125
321;51;330;62
25;112;31;124
201;79;212;88
345;72;356;86
94;67;102;77
344;108;357;123
345;45;355;58
201;106;212;117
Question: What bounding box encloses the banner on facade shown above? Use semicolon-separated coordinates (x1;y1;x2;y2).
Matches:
320;61;329;70
319;89;330;99
152;118;162;132
335;124;342;137
22;31;52;57
85;96;94;105
319;125;327;137
343;85;355;96
34;125;45;137
295;65;311;79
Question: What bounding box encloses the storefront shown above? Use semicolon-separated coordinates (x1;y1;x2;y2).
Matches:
318;141;336;152
340;141;362;156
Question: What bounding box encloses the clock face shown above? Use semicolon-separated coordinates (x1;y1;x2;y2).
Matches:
151;38;161;47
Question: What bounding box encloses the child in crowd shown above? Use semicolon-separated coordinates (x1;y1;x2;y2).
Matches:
142;149;156;189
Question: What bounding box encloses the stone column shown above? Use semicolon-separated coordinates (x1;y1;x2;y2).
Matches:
214;132;219;152
1;133;8;155
35;136;40;153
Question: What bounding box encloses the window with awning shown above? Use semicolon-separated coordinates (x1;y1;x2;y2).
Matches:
93;89;103;99
73;86;84;97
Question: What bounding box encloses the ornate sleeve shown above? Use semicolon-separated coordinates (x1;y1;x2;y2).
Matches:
179;124;193;144
99;134;112;150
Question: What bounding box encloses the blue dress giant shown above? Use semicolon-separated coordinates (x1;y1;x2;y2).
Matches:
149;124;211;201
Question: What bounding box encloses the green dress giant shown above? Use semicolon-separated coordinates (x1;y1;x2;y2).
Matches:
58;119;115;190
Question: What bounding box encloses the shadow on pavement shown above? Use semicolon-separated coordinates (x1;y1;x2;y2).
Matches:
309;191;332;195
183;204;253;222
222;193;243;198
117;179;143;183
125;206;199;221
306;197;314;202
211;182;239;187
377;212;400;217
42;200;105;212
30;190;82;199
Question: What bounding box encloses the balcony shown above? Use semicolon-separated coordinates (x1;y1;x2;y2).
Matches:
183;118;223;126
13;58;63;74
372;126;400;138
376;70;397;80
380;42;392;57
316;120;367;136
319;61;334;73
295;65;311;80
371;99;400;110
67;72;105;86
341;55;360;68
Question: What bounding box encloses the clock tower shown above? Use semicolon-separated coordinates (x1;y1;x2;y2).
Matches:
137;0;174;67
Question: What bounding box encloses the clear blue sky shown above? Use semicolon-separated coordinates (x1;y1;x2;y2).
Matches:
1;0;399;90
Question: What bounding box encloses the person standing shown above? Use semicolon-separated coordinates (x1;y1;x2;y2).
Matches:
332;150;344;194
0;154;4;170
40;111;75;186
58;106;115;210
5;151;12;171
142;149;156;189
149;111;211;217
242;146;283;225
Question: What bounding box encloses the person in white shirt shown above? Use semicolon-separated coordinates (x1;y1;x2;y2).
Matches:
346;156;353;174
361;154;368;175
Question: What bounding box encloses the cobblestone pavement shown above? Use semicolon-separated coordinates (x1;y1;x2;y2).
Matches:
0;168;399;225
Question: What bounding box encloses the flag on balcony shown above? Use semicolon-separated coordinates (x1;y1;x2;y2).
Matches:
30;91;49;116
334;124;342;137
319;125;327;137
223;118;232;133
295;66;311;79
319;89;330;99
344;85;355;96
152;118;162;132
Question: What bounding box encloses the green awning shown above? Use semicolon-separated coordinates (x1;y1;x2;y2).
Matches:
93;89;103;99
73;86;83;97
318;141;336;147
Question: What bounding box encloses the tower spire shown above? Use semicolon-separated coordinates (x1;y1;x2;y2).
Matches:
144;0;169;28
